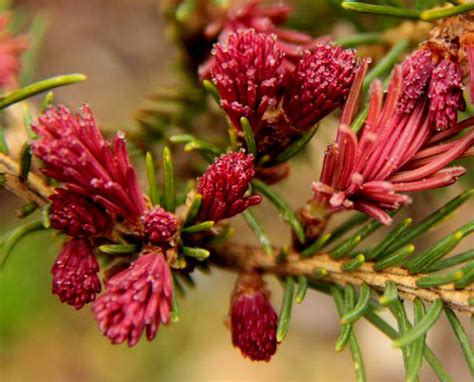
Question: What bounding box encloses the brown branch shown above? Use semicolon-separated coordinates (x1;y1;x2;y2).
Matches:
212;243;474;314
0;153;52;206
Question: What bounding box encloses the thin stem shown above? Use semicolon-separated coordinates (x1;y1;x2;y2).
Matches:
0;74;86;110
341;2;421;19
336;32;385;48
0;221;45;268
421;3;474;21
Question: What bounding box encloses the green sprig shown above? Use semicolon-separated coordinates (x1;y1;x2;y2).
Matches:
22;104;36;139
313;267;329;279
0;127;8;154
295;275;308;304
311;282;452;381
171;291;180;323
389;299;412;369
351;106;369;134
444;307;474;378
40;91;54;112
162;146;176;212
425;250;474;273
242;209;273;256
175;0;198;22
393;299;443;348
326;213;369;245
386;190;474;254
341;2;421;19
19;142;32;183
181;246;210;260
145;152;160;206
416;268;464;288
269;124;319;165
331;286;366;381
421;2;474;21
0;74;86;110
99;244;137;254
331;235;361;259
379;281;398;306
341;283;371;325
362;39;410;92
342;254;366;272
374;244;415;271
251;179;305;243
406;221;474;274
41;203;51;229
366;218;412;260
181;220;214;234
276;276;295;342
170;133;223;159
454;262;474;289
202;79;220;104
300;233;332;257
335;285;355;352
365;309;451;381
184;194;202;226
406;299;426;382
240;116;257;157
352;218;385;243
0;220;45;268
336;32;385;48
184;140;223;159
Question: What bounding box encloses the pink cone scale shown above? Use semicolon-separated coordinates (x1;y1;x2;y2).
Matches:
230;272;278;362
49;188;112;238
397;50;434;114
31;104;146;220
196;151;261;222
211;29;284;131
396;49;465;131
142;207;179;245
312;59;474;225
210;29;357;158
92;251;173;347
200;0;324;78
428;59;466;131
283;44;357;131
52;239;101;310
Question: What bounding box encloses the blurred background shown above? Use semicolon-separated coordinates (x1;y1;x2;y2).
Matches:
0;1;472;381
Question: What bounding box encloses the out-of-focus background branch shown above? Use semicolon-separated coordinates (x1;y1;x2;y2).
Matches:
0;1;472;381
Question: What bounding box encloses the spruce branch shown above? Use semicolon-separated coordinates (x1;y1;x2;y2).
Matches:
1;2;474;376
1;152;471;315
211;244;474;314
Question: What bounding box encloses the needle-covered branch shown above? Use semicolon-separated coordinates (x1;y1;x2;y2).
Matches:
211;244;474;314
